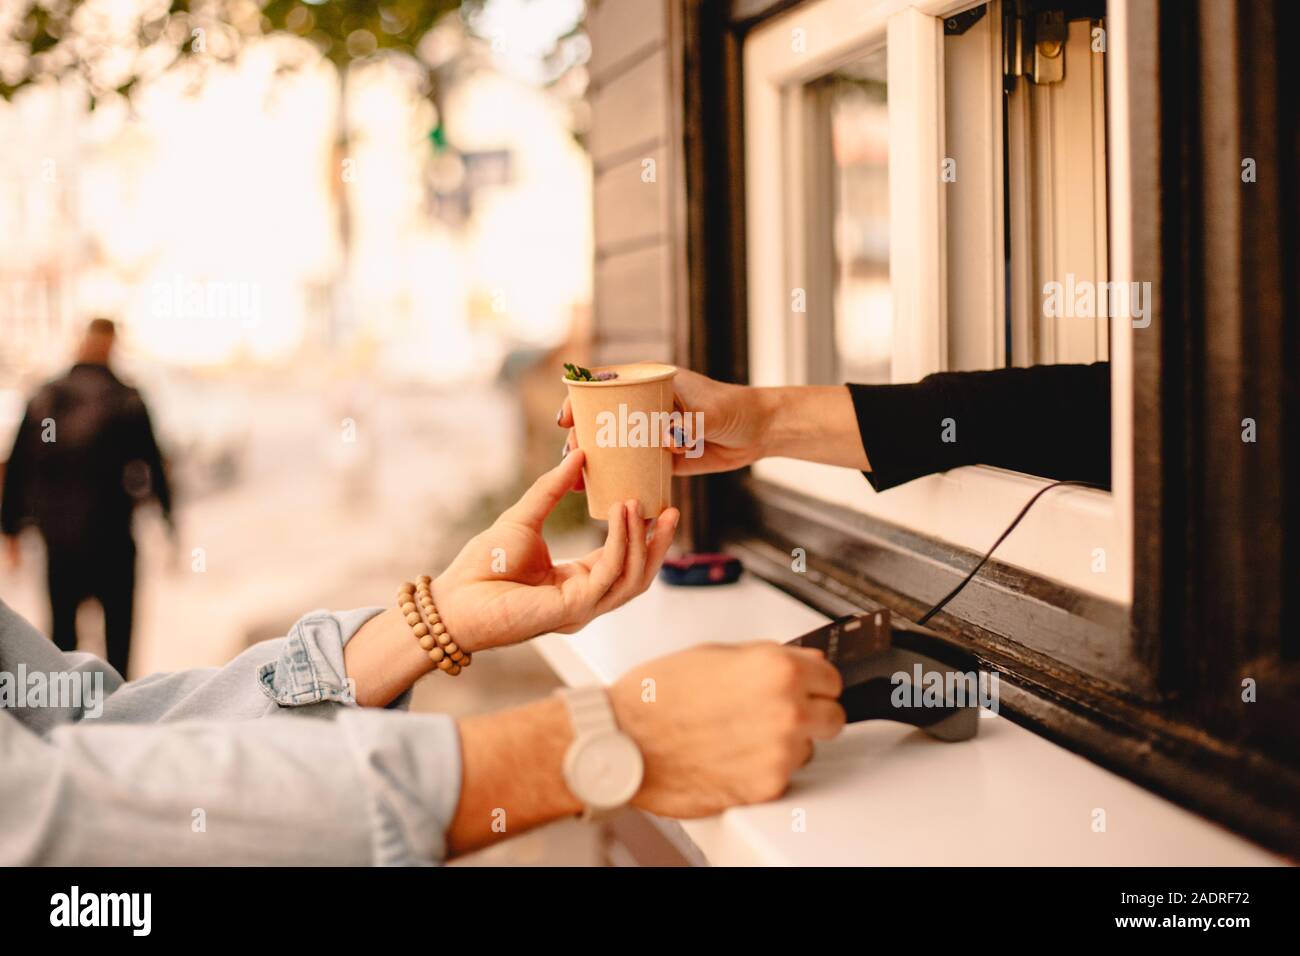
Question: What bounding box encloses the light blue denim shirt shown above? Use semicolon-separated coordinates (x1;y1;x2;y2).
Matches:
0;599;462;865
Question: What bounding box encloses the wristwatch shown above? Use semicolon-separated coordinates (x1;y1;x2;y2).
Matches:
557;686;644;820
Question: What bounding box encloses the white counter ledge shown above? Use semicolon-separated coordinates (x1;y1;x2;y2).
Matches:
535;576;1284;866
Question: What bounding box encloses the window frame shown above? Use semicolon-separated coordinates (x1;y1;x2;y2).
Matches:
679;0;1300;857
1003;12;1112;366
742;0;1134;612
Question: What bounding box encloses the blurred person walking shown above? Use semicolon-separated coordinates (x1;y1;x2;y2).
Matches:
1;319;173;677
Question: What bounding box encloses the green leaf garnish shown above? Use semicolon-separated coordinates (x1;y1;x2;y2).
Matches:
564;362;595;381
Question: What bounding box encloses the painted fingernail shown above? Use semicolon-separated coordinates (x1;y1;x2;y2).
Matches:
555;408;563;425
561;440;570;461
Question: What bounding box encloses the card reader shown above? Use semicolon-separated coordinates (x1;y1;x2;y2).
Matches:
784;608;985;741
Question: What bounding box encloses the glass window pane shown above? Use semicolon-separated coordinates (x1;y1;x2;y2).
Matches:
823;49;890;384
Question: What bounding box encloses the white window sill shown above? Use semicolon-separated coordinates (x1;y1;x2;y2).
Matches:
535;576;1282;866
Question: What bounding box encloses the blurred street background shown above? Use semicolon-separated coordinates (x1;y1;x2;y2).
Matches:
1;0;604;863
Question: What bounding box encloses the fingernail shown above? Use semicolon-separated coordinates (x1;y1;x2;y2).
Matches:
560;440;570;461
555;408;563;425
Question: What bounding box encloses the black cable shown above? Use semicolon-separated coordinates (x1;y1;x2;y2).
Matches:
915;479;1106;627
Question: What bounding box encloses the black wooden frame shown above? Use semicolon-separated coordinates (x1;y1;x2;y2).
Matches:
678;0;1300;855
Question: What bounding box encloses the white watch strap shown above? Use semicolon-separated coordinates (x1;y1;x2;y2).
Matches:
559;685;618;737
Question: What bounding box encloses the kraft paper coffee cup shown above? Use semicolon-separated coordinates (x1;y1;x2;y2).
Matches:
563;362;677;520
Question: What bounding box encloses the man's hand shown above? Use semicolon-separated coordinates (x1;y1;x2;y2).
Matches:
448;641;845;855
432;449;679;653
610;643;846;817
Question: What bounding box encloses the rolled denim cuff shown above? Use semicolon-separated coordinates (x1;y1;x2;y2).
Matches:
258;607;385;708
338;709;463;865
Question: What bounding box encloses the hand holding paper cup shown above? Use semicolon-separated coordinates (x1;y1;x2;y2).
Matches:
562;362;679;520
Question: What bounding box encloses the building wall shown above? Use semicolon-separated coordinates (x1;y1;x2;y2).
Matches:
586;0;688;367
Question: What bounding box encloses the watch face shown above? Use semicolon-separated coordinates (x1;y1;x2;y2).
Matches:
568;731;644;809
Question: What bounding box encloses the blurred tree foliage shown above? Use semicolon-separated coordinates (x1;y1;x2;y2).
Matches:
0;0;477;103
1;0;587;296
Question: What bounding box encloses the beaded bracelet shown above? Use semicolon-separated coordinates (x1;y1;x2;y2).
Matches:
396;575;470;676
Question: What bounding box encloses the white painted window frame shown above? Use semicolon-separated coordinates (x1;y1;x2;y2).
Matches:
1005;14;1112;366
743;0;1134;604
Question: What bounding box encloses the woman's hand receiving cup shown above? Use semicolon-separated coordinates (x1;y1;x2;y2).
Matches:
432;449;679;653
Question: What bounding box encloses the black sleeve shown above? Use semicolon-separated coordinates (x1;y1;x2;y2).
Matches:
1;402;38;536
123;392;173;522
847;362;1111;492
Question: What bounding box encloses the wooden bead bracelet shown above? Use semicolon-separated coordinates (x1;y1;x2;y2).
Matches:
396;575;471;676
